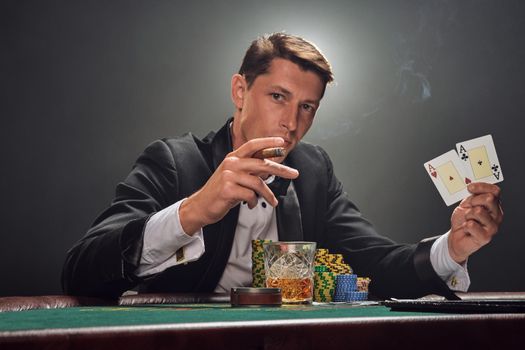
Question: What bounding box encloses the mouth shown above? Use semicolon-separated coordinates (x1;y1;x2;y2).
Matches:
268;135;293;150
280;137;292;146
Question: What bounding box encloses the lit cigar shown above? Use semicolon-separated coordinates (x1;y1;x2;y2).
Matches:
253;147;286;159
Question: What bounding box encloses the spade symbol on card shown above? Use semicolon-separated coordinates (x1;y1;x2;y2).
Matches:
449;175;454;181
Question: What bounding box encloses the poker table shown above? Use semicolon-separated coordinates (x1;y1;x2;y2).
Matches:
1;292;524;349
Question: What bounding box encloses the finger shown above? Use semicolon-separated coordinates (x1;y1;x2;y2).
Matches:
233;186;258;209
222;157;299;179
464;206;497;231
233;137;285;158
469;192;503;222
462;220;494;246
232;172;278;207
256;158;299;179
467;182;501;198
458;195;473;208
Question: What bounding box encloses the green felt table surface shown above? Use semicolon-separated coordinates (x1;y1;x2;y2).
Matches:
0;304;434;332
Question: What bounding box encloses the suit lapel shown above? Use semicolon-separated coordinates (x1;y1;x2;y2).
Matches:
210;117;234;170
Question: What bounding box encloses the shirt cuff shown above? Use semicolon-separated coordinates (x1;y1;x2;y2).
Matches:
430;231;471;292
135;198;205;277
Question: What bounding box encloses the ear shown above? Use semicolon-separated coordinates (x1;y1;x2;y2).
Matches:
231;74;247;110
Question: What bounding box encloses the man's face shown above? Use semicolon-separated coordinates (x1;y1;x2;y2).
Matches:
231;58;324;162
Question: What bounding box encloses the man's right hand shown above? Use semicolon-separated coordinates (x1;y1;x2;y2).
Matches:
178;137;299;235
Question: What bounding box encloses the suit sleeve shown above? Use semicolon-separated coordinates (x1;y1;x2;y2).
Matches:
61;140;179;299
317;147;457;299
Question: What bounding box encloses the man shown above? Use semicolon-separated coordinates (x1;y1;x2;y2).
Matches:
62;33;503;300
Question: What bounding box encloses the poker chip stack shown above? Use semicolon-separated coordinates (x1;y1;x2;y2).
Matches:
333;274;367;302
313;248;372;302
315;248;329;262
315;252;352;275
357;277;371;292
313;267;337;302
313;249;344;302
251;239;272;288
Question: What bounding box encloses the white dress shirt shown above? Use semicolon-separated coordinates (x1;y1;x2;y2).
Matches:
136;194;469;293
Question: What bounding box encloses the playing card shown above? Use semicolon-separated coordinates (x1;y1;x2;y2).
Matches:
423;150;471;206
456;135;503;184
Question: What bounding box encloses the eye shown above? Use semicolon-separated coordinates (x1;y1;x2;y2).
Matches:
271;93;284;101
301;104;315;112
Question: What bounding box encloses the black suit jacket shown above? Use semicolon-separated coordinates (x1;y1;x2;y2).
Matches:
62;119;456;300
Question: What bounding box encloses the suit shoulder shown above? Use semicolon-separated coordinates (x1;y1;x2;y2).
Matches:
135;133;201;168
160;132;202;149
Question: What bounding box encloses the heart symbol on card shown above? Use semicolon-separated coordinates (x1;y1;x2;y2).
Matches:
465;178;472;184
431;171;437;178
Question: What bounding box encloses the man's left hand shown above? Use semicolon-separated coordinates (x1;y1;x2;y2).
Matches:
448;182;504;264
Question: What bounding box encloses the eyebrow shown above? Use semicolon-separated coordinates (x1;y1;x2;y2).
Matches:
269;85;320;105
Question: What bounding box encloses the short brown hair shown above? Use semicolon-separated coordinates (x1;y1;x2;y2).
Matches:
238;33;334;96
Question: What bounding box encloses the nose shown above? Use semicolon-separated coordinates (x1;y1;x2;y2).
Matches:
280;104;298;132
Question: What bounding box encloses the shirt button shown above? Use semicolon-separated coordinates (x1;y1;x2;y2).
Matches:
261;202;267;208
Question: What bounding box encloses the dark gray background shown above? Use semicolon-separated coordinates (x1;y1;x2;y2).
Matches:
1;0;524;296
